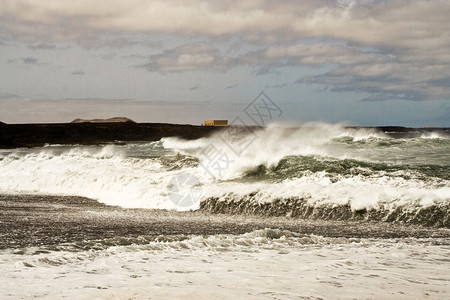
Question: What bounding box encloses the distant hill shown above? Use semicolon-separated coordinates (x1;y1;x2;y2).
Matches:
0;121;6;126
71;117;136;123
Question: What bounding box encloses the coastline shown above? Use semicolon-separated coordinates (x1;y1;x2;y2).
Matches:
1;121;448;149
0;122;225;149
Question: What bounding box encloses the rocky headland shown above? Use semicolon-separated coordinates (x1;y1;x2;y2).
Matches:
0;121;223;148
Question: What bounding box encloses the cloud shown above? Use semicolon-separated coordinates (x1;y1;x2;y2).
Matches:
28;43;57;50
21;57;39;64
100;53;116;61
7;56;45;65
2;1;449;60
136;40;450;101
140;43;233;72
75;36;161;50
0;92;20;100
121;54;148;60
292;46;450;101
1;0;449;101
72;70;85;75
225;83;238;89
265;83;287;89
1;1;448;49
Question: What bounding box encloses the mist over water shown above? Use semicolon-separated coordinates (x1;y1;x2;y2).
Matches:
0;123;449;225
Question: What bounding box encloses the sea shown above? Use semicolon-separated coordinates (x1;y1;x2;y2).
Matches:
0;123;449;299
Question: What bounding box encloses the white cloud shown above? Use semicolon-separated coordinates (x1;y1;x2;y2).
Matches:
1;0;449;102
2;1;449;51
27;43;57;50
140;43;233;72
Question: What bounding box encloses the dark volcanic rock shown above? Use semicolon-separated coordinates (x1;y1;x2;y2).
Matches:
0;122;224;148
1;122;447;149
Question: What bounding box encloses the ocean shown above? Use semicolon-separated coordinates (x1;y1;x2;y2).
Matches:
1;123;449;299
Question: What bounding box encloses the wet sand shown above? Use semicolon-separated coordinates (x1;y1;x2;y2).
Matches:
1;194;449;249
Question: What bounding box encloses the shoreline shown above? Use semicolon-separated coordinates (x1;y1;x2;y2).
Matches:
1;194;449;250
0;122;224;149
1;121;448;149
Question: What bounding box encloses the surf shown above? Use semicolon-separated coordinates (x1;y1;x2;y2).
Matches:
0;123;448;226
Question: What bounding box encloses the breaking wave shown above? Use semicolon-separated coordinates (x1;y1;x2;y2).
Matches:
200;196;450;228
0;123;448;226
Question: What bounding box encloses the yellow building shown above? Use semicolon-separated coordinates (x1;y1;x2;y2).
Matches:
204;120;228;126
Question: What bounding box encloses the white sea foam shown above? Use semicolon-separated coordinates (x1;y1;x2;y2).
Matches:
202;173;450;211
0;146;186;210
419;131;450;139
1;231;449;299
163;123;388;180
0;123;448;211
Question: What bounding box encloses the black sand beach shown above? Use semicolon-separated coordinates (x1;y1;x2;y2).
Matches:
1;194;448;249
1;122;449;249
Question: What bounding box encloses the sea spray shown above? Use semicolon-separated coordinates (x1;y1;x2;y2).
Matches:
0;123;448;226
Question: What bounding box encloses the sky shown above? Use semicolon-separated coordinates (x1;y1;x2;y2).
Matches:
0;0;449;126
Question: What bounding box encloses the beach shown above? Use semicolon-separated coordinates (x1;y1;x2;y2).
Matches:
1;194;450;299
2;194;448;250
1;124;449;299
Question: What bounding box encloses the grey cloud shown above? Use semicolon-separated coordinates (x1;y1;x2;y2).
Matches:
239;44;392;69
313;86;328;93
21;57;39;64
28;43;57;50
9;56;49;66
297;71;430;102
72;70;85;76
77;37;129;49
61;97;134;102
140;43;234;73
121;54;148;60
2;1;448;52
101;53;116;61
359;92;425;102
1;0;449;102
136;40;450;101
225;83;238;89
244;43;450;101
0;92;20;100
427;78;450;88
75;36;162;50
265;83;287;89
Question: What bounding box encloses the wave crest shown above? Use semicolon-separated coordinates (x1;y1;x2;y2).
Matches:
200;196;450;228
